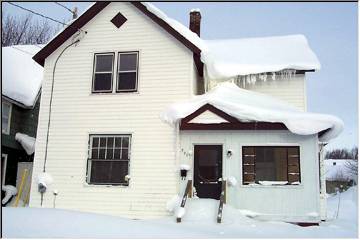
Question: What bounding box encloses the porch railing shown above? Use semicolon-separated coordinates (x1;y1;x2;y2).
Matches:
217;180;227;223
176;179;192;223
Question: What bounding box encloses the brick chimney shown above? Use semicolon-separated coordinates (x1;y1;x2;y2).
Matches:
189;9;201;37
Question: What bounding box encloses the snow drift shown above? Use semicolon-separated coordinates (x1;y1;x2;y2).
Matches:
160;82;343;142
2;45;43;107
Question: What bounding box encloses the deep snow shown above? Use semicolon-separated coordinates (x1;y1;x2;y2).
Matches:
2;187;357;238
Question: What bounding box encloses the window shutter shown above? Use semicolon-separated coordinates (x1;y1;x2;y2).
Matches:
242;147;256;184
287;147;300;183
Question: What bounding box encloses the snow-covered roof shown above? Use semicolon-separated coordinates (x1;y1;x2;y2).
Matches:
2;45;43;107
202;35;321;79
160;82;343;142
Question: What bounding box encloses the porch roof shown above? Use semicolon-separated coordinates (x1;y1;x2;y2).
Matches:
160;82;343;142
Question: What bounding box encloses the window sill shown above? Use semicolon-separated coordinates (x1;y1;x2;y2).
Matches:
239;184;303;189
83;182;130;188
90;91;140;96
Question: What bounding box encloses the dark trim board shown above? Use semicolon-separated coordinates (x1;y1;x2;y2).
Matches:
180;103;288;131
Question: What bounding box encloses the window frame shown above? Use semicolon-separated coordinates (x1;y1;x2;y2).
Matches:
2;101;12;135
91;52;115;93
2;154;8;184
242;146;301;186
86;134;131;186
116;51;139;93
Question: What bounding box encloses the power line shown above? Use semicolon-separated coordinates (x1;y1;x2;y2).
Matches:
10;46;35;56
6;2;85;33
54;2;73;14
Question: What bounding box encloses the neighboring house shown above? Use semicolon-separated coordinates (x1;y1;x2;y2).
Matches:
29;2;342;224
325;159;357;193
2;45;43;203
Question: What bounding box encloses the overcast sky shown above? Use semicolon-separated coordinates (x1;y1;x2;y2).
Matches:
3;2;358;151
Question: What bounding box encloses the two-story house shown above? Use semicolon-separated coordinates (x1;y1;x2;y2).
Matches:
30;2;342;224
2;45;43;204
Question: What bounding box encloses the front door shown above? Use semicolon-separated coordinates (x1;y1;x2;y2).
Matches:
194;145;222;200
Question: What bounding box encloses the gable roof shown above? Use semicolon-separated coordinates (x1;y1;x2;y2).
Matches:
32;2;202;66
2;45;44;108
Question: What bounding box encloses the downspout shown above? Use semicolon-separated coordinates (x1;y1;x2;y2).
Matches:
319;142;327;221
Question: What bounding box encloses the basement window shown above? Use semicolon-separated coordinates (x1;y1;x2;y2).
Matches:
117;52;138;92
92;53;114;93
87;135;131;185
242;146;301;185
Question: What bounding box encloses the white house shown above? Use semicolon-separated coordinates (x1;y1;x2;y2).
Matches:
29;2;343;224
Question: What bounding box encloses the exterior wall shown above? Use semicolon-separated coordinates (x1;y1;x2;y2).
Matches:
206;74;307;111
30;2;195;218
180;130;321;223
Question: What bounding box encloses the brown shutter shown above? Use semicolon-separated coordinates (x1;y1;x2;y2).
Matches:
242;147;256;184
287;147;301;183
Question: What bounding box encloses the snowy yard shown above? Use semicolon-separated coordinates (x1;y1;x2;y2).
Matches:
2;187;358;238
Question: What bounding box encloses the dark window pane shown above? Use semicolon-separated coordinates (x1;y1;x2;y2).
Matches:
106;149;113;160
115;138;122;147
99;149;106;159
110;161;129;184
119;54;137;71
92;137;99;148
100;138;106;147
94;73;112;91
107;137;114;148
253;147;287;182
114;149;121;159
96;54;113;72
90;161;110;183
118;72;136;91
122;137;129;148
91;149;98;159
198;149;219;182
121;149;128;160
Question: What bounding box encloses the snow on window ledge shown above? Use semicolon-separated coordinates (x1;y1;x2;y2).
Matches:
82;182;130;189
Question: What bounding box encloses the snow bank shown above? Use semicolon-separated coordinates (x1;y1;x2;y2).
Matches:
2;45;43;107
37;172;53;188
202;35;320;79
166;195;181;213
161;82;343;142
2;185;17;204
15;133;36;155
176;207;186;218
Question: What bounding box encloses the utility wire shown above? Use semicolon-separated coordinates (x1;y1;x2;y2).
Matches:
10;46;35;56
54;2;73;14
7;2;86;33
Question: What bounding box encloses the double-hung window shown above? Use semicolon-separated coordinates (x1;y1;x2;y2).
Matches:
242;146;301;185
92;53;115;93
2;102;12;134
117;52;138;92
87;135;131;185
92;52;138;93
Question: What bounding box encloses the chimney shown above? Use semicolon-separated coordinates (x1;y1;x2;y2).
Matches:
189;9;201;37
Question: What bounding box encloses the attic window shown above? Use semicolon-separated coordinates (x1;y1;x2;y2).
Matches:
111;12;127;28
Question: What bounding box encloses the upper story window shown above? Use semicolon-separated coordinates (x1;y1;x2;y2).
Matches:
2;101;12;135
87;134;131;185
92;52;139;93
92;53;115;93
242;146;300;185
117;52;138;92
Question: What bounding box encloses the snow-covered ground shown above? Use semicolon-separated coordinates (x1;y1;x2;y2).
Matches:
2;187;358;238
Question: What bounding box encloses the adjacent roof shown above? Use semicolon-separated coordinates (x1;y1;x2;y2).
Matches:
2;45;43;108
160;82;343;142
202;35;321;79
32;2;319;80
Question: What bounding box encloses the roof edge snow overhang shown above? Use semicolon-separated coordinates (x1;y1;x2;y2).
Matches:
32;2;202;67
1;95;37;109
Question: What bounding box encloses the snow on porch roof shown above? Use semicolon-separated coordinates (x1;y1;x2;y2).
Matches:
2;45;43;108
160;82;343;142
201;35;321;79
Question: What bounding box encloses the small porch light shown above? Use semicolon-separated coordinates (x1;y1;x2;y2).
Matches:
227;149;233;158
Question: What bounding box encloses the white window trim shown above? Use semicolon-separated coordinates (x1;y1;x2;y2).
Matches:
86;134;131;186
2;101;12;135
116;51;139;92
92;53;115;93
2;154;8;184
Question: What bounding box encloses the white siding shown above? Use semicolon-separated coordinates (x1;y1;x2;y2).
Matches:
30;2;195;218
244;74;307;111
180;130;321;223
